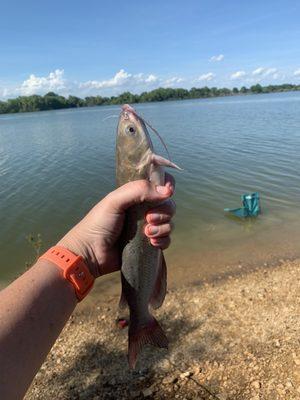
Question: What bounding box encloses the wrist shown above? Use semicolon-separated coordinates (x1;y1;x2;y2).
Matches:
39;246;95;301
36;258;78;304
57;234;100;279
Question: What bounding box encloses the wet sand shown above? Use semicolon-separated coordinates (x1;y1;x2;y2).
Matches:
26;259;300;400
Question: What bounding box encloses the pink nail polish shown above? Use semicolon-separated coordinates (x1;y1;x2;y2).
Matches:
148;226;159;235
156;185;169;195
150;213;160;223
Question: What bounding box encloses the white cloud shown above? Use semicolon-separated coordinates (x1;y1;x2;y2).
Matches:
198;72;215;81
0;88;9;98
1;69;160;99
80;69;158;90
20;69;66;95
145;74;158;83
252;67;264;76
163;77;184;87
2;66;299;101
210;54;224;62
265;68;277;76
294;69;300;77
252;67;277;77
80;69;130;89
230;71;246;79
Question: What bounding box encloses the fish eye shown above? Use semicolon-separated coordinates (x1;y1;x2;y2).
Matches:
125;124;136;135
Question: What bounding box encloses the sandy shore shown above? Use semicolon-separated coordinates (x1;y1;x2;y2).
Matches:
26;259;300;400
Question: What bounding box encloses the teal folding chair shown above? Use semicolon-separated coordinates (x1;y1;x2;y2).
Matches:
225;192;261;218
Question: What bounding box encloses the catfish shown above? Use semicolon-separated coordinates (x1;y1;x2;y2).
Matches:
116;104;180;368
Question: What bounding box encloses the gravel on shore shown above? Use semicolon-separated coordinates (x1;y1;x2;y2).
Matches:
26;259;300;400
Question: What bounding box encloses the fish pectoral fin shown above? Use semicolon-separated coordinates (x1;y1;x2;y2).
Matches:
149;252;167;309
128;317;168;369
119;290;128;310
151;153;183;170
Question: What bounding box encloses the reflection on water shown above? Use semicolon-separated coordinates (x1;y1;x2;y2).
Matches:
1;92;300;286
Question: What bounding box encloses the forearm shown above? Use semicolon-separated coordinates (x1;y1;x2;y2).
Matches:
0;179;175;399
0;259;77;400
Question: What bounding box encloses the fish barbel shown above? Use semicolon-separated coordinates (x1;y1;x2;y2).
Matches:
116;104;180;368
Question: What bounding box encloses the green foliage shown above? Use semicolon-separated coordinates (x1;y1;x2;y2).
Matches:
67;95;84;108
1;84;300;115
250;84;263;94
25;233;43;268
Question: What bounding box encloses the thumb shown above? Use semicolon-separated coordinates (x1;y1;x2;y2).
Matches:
105;180;172;212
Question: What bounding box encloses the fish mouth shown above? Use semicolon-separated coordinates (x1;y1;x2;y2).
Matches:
122;104;136;114
120;104;140;124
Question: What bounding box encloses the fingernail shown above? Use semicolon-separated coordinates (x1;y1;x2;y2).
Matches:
148;226;159;235
166;181;172;189
156;185;169;195
150;213;161;223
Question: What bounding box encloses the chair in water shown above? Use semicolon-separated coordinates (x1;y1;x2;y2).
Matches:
224;192;261;218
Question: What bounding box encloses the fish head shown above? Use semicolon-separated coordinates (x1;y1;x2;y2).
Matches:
117;104;153;155
116;104;153;183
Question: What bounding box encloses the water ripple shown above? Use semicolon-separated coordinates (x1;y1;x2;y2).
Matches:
2;92;300;280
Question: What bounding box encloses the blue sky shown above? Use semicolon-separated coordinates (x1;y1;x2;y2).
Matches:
1;0;300;98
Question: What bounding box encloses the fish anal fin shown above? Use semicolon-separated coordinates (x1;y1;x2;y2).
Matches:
150;253;167;309
128;317;168;369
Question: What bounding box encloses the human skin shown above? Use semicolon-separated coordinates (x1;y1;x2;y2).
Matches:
0;176;175;400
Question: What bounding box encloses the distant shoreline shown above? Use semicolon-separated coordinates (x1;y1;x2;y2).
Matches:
1;84;300;115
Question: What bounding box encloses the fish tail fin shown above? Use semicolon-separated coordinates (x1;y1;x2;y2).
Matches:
128;317;168;369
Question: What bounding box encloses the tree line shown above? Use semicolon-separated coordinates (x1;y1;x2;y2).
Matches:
0;83;299;114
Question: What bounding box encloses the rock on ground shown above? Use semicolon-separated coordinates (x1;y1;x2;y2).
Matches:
26;260;300;399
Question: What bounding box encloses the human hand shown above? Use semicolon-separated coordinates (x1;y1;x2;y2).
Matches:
57;173;176;278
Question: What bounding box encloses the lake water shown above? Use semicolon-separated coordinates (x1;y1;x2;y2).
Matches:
1;92;300;289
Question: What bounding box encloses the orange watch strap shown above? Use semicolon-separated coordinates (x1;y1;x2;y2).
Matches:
39;246;94;301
